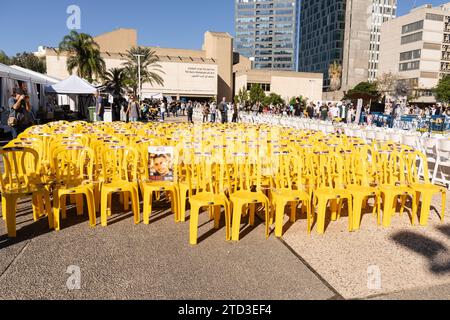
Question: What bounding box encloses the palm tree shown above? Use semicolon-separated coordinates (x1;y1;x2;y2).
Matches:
102;68;128;97
59;31;106;82
328;61;342;100
122;46;164;96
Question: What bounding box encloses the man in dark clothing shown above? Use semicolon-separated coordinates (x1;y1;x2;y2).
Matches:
218;97;228;124
186;101;194;124
306;102;315;118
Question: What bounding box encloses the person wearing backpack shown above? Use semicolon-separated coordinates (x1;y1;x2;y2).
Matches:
8;88;32;139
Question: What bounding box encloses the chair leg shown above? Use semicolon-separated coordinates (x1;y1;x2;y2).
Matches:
189;204;200;245
32;194;39;222
347;197;353;232
107;193;112;217
123;192;130;212
100;191;109;227
61;195;67;220
214;206;221;230
382;193;395;228
441;191;447;222
274;201;286;238
5;196;18;238
53;192;61;231
131;187;140;224
76;194;84;216
143;189;153;225
2;196;6;221
290;202;298;223
419;192;434;226
86;190;96;227
43;191;54;230
224;202;231;241
399;195;407;217
352;195;363;231
316;198;328;234
330;199;338;221
179;189;188;222
249;203;256;226
231;202;245;241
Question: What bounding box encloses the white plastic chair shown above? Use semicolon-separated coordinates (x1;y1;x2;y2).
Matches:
432;139;450;189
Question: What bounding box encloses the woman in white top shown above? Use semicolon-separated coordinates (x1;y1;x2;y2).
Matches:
160;101;166;122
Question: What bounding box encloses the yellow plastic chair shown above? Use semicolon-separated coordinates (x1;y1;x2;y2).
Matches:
375;150;417;227
229;152;271;241
0;147;53;237
51;146;96;230
188;150;231;245
271;150;311;238
403;150;446;225
100;145;140;227
310;150;354;234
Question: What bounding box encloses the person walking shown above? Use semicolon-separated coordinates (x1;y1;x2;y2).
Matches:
127;96;140;122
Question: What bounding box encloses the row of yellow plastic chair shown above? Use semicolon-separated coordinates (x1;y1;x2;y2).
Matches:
0;121;447;246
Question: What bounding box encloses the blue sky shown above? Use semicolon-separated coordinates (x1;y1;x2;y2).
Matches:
0;0;447;56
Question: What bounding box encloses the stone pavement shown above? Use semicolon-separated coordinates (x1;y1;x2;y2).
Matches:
0;117;449;300
1;188;448;300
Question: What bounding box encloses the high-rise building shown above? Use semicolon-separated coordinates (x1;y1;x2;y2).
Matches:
298;0;397;90
235;0;300;71
378;3;450;103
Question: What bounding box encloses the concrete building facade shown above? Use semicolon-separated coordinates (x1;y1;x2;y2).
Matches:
298;0;397;90
235;0;300;71
378;3;450;103
41;28;322;103
235;69;323;102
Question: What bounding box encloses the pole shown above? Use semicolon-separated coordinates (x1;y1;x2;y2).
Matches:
133;54;144;102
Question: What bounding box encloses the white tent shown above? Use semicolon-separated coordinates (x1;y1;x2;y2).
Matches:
142;92;164;100
0;63;58;128
46;75;97;95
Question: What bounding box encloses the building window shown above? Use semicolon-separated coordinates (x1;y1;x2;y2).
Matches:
401;32;423;45
402;20;423;34
399;60;420;71
247;83;271;92
426;13;444;21
400;49;421;61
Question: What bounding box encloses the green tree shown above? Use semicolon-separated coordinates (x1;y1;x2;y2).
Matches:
59;30;106;82
328;61;342;92
234;87;249;104
343;82;380;104
122;46;164;97
0;50;10;65
435;75;450;103
102;68;128;98
264;93;285;106
249;84;266;105
10;52;46;73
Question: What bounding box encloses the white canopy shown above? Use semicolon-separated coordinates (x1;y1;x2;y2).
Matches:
10;65;59;85
46;75;97;95
142;92;164;99
0;63;54;84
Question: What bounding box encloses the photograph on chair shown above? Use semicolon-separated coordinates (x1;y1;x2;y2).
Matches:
148;146;174;182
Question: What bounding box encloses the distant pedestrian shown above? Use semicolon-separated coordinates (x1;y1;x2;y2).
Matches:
218;97;228;124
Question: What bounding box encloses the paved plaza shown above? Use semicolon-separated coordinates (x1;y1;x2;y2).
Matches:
0;157;448;300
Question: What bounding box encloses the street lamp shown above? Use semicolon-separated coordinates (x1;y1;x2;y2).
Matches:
133;54;144;102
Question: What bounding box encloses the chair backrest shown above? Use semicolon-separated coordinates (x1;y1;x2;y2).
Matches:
52;146;94;184
437;139;450;162
101;145;139;183
0;147;39;191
